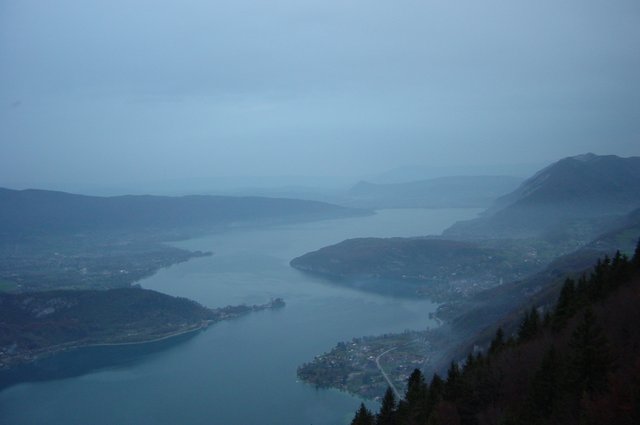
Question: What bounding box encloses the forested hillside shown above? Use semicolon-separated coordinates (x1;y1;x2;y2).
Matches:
351;242;640;425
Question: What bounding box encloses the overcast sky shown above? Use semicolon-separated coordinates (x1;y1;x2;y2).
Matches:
1;0;639;192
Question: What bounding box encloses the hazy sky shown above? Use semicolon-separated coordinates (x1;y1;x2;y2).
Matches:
1;0;639;191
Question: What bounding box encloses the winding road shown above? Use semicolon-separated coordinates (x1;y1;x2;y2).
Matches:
375;347;402;399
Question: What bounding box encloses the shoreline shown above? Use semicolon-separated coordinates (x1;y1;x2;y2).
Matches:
78;320;213;348
1;298;284;372
0;321;213;371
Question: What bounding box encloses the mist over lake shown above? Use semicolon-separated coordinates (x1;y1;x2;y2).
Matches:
0;208;480;425
1;1;639;423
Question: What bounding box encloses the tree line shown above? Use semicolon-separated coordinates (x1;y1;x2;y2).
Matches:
351;240;640;424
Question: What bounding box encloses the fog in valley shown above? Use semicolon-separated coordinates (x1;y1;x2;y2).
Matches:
1;2;640;425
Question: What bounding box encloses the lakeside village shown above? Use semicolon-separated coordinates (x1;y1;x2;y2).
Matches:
297;329;435;399
0;247;211;292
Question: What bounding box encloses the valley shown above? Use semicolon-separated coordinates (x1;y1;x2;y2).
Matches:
293;154;640;401
1;154;639;424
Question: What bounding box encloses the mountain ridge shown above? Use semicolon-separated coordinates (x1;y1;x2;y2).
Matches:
445;153;640;239
0;187;367;239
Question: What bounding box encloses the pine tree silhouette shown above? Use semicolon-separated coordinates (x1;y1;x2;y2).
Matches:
351;403;375;425
376;387;397;425
568;308;613;394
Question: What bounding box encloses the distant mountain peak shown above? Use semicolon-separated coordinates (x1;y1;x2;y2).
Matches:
445;153;640;239
570;152;599;162
502;153;640;207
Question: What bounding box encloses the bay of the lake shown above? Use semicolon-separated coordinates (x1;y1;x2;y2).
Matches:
0;208;481;425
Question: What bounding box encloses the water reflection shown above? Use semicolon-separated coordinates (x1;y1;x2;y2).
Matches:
0;330;202;391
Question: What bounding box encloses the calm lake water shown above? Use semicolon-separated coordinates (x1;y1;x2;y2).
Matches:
0;208;480;425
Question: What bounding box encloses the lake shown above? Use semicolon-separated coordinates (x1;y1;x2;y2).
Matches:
0;208;481;425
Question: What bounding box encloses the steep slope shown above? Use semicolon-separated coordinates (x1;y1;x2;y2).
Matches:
295;213;640;402
353;249;640;424
290;155;640;301
439;208;640;342
444;154;640;239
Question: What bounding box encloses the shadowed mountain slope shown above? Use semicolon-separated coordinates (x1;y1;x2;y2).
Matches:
0;187;366;239
443;154;640;239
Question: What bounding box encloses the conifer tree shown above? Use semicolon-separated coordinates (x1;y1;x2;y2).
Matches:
518;306;540;341
403;369;428;424
633;238;640;266
405;368;426;405
589;257;610;299
351;403;375;425
576;274;588;297
568;308;612;394
464;352;476;370
553;278;575;329
528;346;563;420
425;373;444;417
609;250;631;287
529;306;540;336
444;361;462;402
489;327;505;354
376;387;397;425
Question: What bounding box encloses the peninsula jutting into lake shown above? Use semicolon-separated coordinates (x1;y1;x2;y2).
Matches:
0;287;285;370
2;1;638;421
